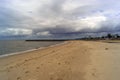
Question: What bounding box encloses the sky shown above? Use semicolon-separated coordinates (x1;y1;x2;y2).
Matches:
0;0;120;39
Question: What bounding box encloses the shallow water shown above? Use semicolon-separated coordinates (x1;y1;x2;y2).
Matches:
0;40;62;56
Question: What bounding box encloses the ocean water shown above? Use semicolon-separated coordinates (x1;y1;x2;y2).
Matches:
0;40;62;56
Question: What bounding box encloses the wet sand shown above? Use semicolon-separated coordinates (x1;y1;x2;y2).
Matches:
0;40;120;80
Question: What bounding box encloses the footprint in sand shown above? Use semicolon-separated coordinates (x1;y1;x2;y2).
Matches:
50;77;53;80
17;77;21;80
50;77;63;80
25;59;28;62
41;63;43;66
105;48;108;50
36;67;40;69
9;66;13;69
48;61;51;63
52;50;55;53
56;78;63;80
25;71;29;74
92;72;97;77
91;69;97;77
58;62;61;65
64;61;70;65
7;69;10;72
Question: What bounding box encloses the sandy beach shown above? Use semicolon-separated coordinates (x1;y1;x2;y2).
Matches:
0;40;120;80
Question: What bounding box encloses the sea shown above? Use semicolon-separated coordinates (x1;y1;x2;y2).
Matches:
0;40;62;56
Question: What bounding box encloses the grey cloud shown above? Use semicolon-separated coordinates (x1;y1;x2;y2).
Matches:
0;0;120;39
38;0;66;19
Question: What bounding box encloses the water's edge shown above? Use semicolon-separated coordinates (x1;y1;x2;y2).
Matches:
0;41;68;58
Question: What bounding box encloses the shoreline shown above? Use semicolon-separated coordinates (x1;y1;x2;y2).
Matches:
0;41;68;58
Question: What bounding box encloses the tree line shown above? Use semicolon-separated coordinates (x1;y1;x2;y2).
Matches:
80;33;120;40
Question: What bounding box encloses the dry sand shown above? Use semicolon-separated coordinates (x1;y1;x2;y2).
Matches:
0;40;120;80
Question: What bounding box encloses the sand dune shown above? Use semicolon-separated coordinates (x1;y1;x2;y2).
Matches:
0;40;120;80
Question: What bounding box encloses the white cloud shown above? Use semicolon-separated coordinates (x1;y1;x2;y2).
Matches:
0;28;32;36
62;0;98;11
79;15;106;29
36;31;51;36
